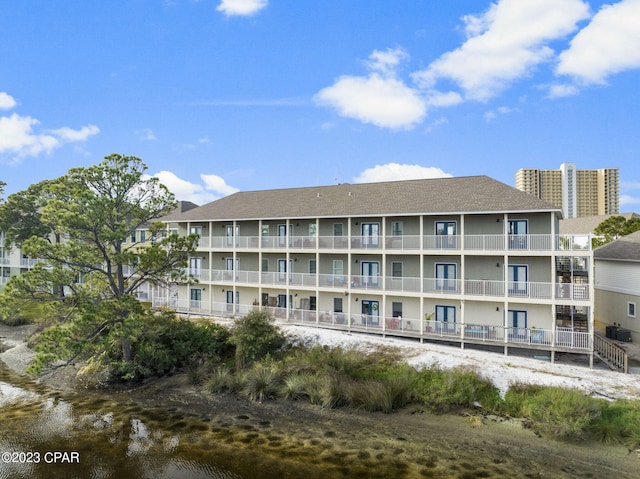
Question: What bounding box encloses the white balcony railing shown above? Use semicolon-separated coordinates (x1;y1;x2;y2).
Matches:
150;298;593;352
195;269;589;301
193;233;593;252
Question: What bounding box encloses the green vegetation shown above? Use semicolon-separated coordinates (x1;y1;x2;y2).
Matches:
593;215;640;247
6;299;640;449
229;310;286;369
0;154;199;373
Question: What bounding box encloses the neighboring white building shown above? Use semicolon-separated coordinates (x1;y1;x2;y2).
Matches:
594;230;640;343
0;232;38;288
155;176;596;364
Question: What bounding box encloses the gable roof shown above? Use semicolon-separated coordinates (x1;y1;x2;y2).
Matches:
162;175;560;222
594;230;640;262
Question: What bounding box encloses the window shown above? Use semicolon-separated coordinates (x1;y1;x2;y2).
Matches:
226;290;239;312
508;310;527;330
309;224;317;238
435;263;457;291
334;297;343;313
262;258;269;272
391;261;403;278
508;220;528;249
508;265;528;296
130;232;136;243
629;302;637;319
361;261;380;287
392;302;402;318
333;259;344;275
190;288;202;309
435;305;455;322
189;257;202;278
392;222;403;236
361;223;380;247
333;223;343;236
278;224;287;247
309;259;316;274
140;230;146;243
435;221;457;248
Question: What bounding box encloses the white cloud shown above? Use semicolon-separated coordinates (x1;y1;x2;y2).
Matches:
556;0;640;85
484;106;514;122
425;90;463;108
547;83;580;98
152;170;238;204
353;163;452;184
216;0;267;17
315;74;426;129
0;114;59;161
620;194;640;207
365;48;409;77
0;92;17;110
48;124;100;142
315;49;426;130
200;173;240;197
0;94;99;163
413;0;590;101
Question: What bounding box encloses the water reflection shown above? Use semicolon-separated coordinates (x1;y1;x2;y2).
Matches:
0;371;242;479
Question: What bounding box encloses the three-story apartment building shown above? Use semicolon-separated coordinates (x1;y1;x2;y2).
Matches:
153;176;595;365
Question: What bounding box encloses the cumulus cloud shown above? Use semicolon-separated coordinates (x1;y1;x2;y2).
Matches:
0;94;99;163
315;48;426;129
412;0;590;101
0;92;17;110
353;163;452;184
216;0;267;17
556;0;640;85
152;170;238;204
0;114;99;163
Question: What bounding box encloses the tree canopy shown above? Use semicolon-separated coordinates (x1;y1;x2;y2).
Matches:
0;154;199;374
593;215;640;247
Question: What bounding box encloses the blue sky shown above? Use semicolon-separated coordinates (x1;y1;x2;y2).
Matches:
1;0;639;209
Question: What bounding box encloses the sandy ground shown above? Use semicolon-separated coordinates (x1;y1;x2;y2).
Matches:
2;323;640;479
279;325;640;400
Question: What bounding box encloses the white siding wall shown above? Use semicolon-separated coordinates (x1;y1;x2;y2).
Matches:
595;260;640;296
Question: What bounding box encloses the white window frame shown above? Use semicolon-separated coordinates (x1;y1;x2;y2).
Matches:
628;302;637;319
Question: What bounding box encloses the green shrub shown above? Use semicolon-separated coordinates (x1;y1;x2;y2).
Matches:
591;400;640;449
109;313;232;381
504;383;603;440
305;374;349;409
206;366;238;394
281;373;313;400
230;310;286;369
241;362;283;402
415;366;501;412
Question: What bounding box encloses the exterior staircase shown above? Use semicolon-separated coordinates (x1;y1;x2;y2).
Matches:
594;333;629;373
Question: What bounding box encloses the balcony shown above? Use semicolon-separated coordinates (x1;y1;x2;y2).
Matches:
151;296;593;353
202;270;590;301
194;233;592;253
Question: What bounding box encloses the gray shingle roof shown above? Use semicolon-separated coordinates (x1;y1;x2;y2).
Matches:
594;230;640;262
163;175;559;222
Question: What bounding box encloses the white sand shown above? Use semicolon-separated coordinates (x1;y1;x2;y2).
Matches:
282;325;640;401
